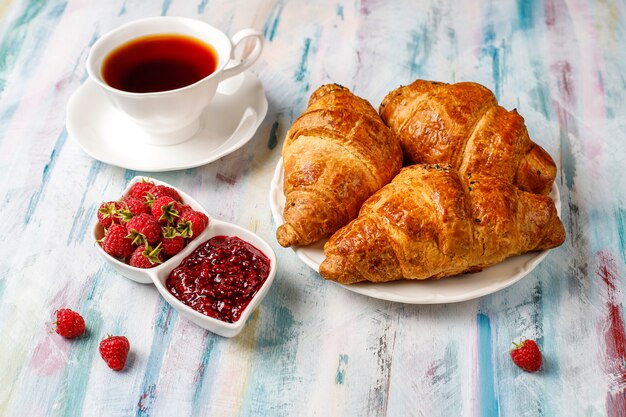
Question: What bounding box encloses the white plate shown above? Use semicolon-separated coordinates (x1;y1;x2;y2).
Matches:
269;158;562;304
66;71;268;172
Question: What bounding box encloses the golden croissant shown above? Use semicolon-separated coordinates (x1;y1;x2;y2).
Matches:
379;80;556;195
277;84;403;247
319;164;565;284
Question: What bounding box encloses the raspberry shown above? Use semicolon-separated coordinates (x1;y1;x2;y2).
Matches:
151;196;180;225
99;335;130;371
54;308;86;338
101;224;134;260
128;179;154;200
176;204;192;218
116;196;150;222
145;185;181;206
510;339;542;372
161;226;185;256
97;201;122;228
129;243;163;268
126;213;161;245
177;210;209;240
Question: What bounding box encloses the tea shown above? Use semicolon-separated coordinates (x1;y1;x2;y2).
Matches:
102;34;218;93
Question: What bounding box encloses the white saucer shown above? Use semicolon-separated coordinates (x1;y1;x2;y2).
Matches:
269;158;562;304
66;71;268;172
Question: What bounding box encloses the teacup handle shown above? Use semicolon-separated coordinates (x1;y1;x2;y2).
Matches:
221;29;264;80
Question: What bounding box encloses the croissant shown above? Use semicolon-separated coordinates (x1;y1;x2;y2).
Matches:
319;164;565;284
379;80;556;195
277;84;402;247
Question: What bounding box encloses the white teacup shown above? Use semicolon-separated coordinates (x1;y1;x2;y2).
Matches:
87;17;263;146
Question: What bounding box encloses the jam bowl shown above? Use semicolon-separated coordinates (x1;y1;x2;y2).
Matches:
92;176;277;337
151;220;276;337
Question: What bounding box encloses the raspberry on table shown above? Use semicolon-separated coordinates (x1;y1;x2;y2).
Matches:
99;335;130;371
510;339;542;372
54;308;86;338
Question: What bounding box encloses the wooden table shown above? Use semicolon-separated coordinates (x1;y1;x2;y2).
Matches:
1;1;624;416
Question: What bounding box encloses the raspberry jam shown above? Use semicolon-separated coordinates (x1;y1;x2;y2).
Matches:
166;236;271;323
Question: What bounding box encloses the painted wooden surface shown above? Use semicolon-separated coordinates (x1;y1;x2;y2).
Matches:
0;0;624;416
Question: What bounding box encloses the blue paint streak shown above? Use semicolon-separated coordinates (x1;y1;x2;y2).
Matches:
335;354;349;384
0;0;45;71
263;2;282;42
197;0;208;14
25;131;68;224
161;0;171;16
531;80;551;120
491;45;501;100
616;208;626;264
135;300;177;417
118;1;127;16
16;0;46;24
477;313;499;417
191;336;218;415
0;1;59;145
124;170;137;183
294;38;311;82
407;30;423;78
480;32;502;98
238;285;299;414
480;4;505;99
0;0;56;73
482;21;496;46
47;1;67;19
516;0;534;30
267;120;280;150
86;265;106;301
0;103;18;143
54;319;101;417
66;160;103;245
336;4;344;20
255;304;296;347
559;121;576;190
87;32;100;48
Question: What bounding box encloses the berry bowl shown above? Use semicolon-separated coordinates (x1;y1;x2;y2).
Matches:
92;176;277;337
92;176;210;284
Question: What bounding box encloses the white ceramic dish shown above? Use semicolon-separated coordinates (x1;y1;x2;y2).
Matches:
67;71;268;172
269;158;561;304
93;176;277;337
